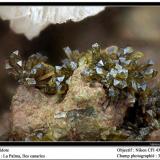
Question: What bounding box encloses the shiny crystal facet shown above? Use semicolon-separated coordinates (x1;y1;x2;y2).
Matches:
128;94;136;104
57;76;65;83
97;60;104;67
81;68;91;77
113;79;120;86
115;64;123;70
25;78;36;85
54;111;67;119
124;47;134;55
92;43;100;50
130;51;144;60
70;61;77;70
17;60;23;67
117;68;128;79
131;81;137;91
106;46;118;54
63;47;72;59
55;66;62;71
13;50;19;56
119;57;126;63
109;87;115;97
30;68;37;75
110;68;118;78
119;80;127;89
95;67;104;75
138;83;147;91
147;59;154;66
5;62;12;70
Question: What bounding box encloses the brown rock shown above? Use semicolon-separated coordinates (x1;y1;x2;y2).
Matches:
11;85;58;137
11;66;130;141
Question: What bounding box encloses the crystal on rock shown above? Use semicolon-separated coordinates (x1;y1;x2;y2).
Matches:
116;68;128;79
34;63;43;69
95;66;104;75
25;78;36;85
36;132;43;139
139;127;150;137
109;87;116;97
54;111;67;119
17;60;23;67
56;83;68;95
144;68;158;79
81;68;91;77
29;53;48;62
119;57;131;65
146;110;153;117
147;59;154;66
124;47;134;55
106;46;118;54
124;60;131;65
63;47;72;59
48;77;56;85
113;79;120;86
55;81;61;87
30;68;37;75
119;57;126;63
9;51;22;68
5;61;12;70
129;51;144;60
13;50;19;56
62;59;70;68
131;81;137;91
97;60;104;67
115;64;123;70
25;53;48;71
113;79;127;89
92;43;100;50
127;94;136;104
137;83;147;91
110;68;118;78
55;66;62;71
145;68;154;75
57;76;65;83
70;61;77;70
145;68;154;76
6;45;158;100
113;60;119;64
119;80;127;89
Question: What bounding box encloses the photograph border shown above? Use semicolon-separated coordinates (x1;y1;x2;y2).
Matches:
0;1;160;146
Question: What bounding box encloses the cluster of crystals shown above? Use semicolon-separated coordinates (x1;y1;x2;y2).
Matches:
81;44;158;104
5;44;157;100
122;87;160;141
5;50;78;95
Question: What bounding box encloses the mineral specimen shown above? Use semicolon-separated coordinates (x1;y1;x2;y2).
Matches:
6;44;160;141
6;45;157;101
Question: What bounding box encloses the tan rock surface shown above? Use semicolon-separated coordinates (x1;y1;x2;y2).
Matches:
11;66;129;141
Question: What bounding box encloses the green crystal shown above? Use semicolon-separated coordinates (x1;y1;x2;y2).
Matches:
129;51;144;60
5;44;158;101
123;46;134;55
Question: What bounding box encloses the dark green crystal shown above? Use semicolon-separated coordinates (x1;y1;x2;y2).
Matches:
6;44;158;100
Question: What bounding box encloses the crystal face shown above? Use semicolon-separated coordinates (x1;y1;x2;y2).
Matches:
6;45;158;101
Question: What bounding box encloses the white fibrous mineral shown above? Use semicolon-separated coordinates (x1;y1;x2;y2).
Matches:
0;6;105;39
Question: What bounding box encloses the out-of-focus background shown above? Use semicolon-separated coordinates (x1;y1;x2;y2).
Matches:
0;6;160;139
